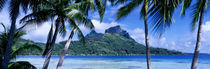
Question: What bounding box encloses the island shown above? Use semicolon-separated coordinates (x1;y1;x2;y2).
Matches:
14;25;183;55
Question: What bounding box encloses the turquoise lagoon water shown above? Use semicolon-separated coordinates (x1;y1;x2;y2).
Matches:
16;55;210;69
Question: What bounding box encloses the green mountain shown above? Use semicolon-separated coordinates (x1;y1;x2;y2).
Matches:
14;25;183;55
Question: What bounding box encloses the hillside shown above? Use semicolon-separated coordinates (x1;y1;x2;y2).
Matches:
15;25;183;55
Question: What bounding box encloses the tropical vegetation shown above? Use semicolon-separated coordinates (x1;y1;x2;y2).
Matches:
0;29;183;56
181;0;209;69
0;0;209;69
116;0;180;69
0;23;42;69
0;0;41;68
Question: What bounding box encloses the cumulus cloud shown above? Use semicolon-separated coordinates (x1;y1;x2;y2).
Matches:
0;8;10;32
203;21;210;32
155;21;210;53
79;19;121;34
22;22;71;43
0;5;210;54
107;1;111;6
22;23;52;43
127;28;145;43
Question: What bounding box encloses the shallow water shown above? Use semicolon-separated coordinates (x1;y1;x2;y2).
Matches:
16;55;210;69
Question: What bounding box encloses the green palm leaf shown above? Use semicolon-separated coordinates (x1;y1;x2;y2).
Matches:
8;61;36;69
149;0;181;37
10;42;42;60
181;0;192;15
117;0;143;20
191;0;207;30
0;0;6;11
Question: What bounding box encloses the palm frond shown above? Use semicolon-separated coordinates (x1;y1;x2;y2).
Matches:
59;18;67;38
9;61;36;69
0;22;6;33
117;0;143;20
76;26;85;45
181;0;192;15
0;0;6;11
191;0;207;30
19;9;55;29
115;0;129;5
11;42;42;59
67;9;94;30
149;0;181;37
65;1;93;15
68;19;85;45
20;9;55;24
9;0;21;22
95;0;106;22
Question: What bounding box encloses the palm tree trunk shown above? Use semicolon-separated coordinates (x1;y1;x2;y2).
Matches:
56;29;76;69
2;21;16;69
144;17;151;69
191;1;205;69
42;23;60;69
43;24;54;56
143;1;151;69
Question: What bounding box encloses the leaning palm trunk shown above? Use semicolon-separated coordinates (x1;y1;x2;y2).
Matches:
143;1;151;69
2;21;16;69
42;23;60;69
144;17;151;69
191;1;205;69
56;29;76;69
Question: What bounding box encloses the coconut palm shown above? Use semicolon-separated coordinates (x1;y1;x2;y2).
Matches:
116;0;181;69
56;19;93;69
56;0;112;68
19;0;99;69
116;1;152;69
20;1;69;69
181;0;208;69
7;42;42;69
0;23;42;69
0;0;41;68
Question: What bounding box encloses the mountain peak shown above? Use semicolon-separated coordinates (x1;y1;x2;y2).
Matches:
105;25;134;41
85;30;103;39
90;30;97;34
105;25;122;33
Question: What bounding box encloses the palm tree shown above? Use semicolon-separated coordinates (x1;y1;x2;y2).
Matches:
20;0;68;69
116;0;181;69
19;0;101;69
0;0;41;68
181;0;208;69
8;42;42;69
56;0;108;68
116;1;152;69
55;9;95;69
56;20;93;69
0;23;42;69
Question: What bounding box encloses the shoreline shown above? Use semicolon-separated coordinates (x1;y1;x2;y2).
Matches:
17;54;200;57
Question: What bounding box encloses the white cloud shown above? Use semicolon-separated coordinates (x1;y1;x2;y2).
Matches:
91;20;121;33
127;28;145;43
153;21;210;53
22;22;72;43
107;1;111;6
203;21;210;32
79;20;147;45
160;37;166;45
22;23;51;43
0;7;10;32
0;4;210;54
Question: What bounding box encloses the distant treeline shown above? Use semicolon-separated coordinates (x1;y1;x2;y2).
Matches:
16;33;183;55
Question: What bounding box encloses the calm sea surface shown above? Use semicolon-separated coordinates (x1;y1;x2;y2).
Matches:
16;54;210;69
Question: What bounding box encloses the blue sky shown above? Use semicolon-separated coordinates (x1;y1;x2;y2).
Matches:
0;1;210;54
